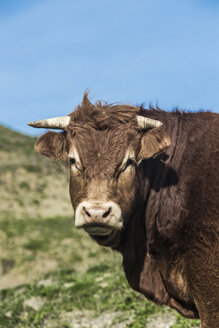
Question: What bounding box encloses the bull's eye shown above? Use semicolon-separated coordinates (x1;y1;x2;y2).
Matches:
69;158;76;166
126;158;135;167
122;158;136;172
69;157;82;172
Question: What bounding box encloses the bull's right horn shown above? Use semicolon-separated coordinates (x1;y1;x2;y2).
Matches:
28;116;71;129
137;116;163;129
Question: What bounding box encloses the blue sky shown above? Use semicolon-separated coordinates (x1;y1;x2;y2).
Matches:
0;0;219;135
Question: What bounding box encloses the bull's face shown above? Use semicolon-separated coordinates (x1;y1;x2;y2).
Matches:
67;130;140;247
29;93;170;248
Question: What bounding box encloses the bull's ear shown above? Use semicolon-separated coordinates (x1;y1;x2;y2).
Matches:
138;128;171;160
35;131;68;161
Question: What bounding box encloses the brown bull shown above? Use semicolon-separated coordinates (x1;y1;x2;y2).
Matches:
28;92;219;328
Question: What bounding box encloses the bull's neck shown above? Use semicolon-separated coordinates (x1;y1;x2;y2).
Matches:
142;112;181;209
142;113;184;254
116;112;185;290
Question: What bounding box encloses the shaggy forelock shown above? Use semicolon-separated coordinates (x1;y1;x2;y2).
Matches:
68;92;140;131
65;92;141;174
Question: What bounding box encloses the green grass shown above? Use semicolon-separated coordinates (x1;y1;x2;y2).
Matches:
0;216;80;243
0;216;200;328
0;216;103;265
0;124;65;175
0;261;200;328
0;124;36;153
0;124;72;221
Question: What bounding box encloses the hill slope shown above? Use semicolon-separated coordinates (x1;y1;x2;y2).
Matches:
0;125;110;287
0;125;72;219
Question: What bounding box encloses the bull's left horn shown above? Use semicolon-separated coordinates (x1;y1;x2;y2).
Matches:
137;116;163;129
28;116;71;129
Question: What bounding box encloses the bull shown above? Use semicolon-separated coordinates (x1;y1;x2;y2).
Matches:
28;92;219;328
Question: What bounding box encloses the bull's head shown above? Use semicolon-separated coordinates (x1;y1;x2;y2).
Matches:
28;93;170;247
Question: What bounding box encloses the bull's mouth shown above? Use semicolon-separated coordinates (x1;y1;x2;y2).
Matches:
83;223;114;236
82;223;120;246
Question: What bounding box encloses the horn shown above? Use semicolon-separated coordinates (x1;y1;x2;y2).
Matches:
137;116;163;129
28;116;71;129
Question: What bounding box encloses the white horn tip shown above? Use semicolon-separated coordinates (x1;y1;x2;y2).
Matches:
28;121;35;127
27;116;71;129
137;116;163;129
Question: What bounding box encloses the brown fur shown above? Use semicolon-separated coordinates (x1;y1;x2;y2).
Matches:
35;93;219;327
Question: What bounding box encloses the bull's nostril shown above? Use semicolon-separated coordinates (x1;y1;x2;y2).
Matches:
83;207;91;217
83;205;112;220
102;207;111;218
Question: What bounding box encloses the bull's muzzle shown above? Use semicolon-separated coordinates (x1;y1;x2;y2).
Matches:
75;201;123;235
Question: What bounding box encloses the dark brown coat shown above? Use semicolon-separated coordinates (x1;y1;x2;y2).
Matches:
35;94;219;328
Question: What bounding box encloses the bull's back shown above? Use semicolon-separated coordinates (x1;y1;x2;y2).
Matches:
182;112;219;326
184;112;218;224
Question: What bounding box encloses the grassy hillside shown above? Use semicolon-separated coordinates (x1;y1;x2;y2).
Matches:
0;124;72;219
0;216;200;328
0;125;200;327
